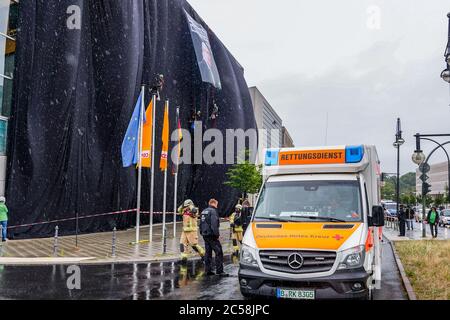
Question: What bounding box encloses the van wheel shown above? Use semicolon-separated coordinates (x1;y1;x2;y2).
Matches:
240;289;254;300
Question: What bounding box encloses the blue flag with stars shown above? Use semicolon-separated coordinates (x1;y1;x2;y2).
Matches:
121;93;146;167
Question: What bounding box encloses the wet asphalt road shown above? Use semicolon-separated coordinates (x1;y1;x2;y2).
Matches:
0;241;406;300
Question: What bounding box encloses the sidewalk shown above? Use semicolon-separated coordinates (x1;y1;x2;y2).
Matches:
0;221;233;265
383;220;449;241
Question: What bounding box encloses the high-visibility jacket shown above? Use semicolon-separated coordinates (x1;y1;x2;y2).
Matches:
230;211;243;233
178;205;199;232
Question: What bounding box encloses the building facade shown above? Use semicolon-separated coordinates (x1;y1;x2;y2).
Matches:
416;161;449;196
282;126;294;148
0;0;17;196
249;86;284;164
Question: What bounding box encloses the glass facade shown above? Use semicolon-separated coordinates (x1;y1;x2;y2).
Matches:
0;0;17;155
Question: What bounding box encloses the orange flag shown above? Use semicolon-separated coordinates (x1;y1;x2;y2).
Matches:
140;98;153;168
160;100;169;171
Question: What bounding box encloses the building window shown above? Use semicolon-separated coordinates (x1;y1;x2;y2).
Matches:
0;0;18;155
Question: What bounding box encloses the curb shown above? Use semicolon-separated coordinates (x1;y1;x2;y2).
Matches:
387;239;417;300
0;248;235;266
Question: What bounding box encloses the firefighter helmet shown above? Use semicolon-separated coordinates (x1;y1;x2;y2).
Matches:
183;199;194;207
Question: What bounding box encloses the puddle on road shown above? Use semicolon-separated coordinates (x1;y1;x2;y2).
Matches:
0;256;239;300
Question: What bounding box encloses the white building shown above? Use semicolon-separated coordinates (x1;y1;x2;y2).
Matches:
249;86;285;165
416;161;449;196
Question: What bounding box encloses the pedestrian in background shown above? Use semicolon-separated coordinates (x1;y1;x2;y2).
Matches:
0;196;8;242
405;205;415;231
398;204;406;237
426;206;440;238
200;199;227;276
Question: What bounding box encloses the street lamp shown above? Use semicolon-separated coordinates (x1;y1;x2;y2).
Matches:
441;69;450;83
443;13;450;83
393;118;404;233
412;133;450;237
412;150;426;165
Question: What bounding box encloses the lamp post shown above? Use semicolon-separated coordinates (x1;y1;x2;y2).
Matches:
412;133;450;237
393;118;405;222
441;13;450;84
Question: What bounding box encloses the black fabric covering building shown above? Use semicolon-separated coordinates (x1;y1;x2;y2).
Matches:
6;0;256;238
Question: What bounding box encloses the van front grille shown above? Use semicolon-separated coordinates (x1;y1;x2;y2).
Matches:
259;250;336;274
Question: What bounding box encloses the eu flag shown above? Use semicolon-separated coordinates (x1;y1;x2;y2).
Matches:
121;93;146;167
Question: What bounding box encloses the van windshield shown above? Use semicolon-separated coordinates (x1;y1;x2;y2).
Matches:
253;180;363;223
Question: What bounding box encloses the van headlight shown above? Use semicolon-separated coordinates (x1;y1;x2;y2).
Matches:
338;245;365;270
240;245;258;266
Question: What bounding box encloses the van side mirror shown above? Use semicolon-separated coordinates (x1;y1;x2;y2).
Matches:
369;205;385;227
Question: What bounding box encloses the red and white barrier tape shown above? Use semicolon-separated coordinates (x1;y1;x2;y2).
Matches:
6;209;175;230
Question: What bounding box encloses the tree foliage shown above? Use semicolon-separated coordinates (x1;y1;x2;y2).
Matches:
381;172;417;201
224;160;262;198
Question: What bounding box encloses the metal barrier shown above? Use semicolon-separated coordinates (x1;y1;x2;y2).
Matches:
384;216;399;230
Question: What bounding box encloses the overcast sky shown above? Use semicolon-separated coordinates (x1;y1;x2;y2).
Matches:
189;0;450;174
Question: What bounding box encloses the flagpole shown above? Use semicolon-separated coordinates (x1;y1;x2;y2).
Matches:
173;106;180;237
162;100;169;254
136;85;145;244
149;93;156;242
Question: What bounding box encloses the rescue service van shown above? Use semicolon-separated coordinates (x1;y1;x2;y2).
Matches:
238;145;384;300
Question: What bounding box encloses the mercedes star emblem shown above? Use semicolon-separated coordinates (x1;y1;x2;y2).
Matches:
287;253;304;270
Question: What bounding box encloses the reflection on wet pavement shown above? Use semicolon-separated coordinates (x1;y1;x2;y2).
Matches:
0;257;237;300
0;243;406;300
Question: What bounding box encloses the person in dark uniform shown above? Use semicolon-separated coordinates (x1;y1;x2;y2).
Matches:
398;204;406;237
200;199;227;276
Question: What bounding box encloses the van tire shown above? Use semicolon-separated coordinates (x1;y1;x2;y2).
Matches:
240;289;254;300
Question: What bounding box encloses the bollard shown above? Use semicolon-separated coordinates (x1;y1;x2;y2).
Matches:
53;226;59;257
111;227;117;258
445;226;448;239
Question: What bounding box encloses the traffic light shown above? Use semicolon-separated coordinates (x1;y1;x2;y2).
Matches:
422;182;431;195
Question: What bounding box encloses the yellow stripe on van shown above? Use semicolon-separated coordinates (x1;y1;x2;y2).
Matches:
252;222;361;250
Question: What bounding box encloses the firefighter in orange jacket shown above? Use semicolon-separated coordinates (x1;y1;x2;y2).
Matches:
230;204;244;256
178;199;205;262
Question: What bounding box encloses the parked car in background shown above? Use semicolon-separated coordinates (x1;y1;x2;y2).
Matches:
414;207;424;222
383;202;398;217
439;209;450;227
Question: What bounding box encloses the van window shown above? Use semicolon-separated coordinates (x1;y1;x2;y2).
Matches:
253;180;363;222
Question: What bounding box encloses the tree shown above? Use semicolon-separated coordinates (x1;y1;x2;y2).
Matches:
434;193;444;207
417;194;433;207
400;193;416;206
381;172;418;201
381;180;395;200
224;160;262;199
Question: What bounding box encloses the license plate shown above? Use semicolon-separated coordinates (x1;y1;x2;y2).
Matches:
276;288;315;300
